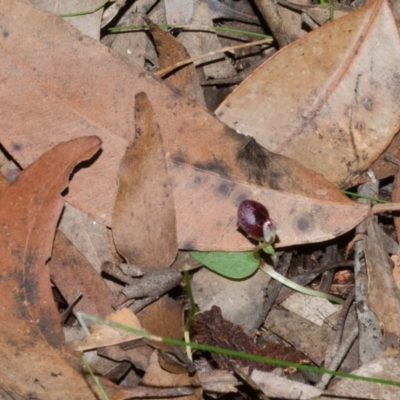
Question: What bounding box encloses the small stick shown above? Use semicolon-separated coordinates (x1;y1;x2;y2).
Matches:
154;38;272;78
316;325;358;390
61;292;83;324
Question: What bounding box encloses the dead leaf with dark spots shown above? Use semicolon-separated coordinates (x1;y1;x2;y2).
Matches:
170;161;369;250
1;1;393;254
237;137;352;203
0;136;101;399
112;92;178;267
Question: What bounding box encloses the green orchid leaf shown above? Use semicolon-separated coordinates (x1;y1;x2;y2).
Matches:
190;251;258;279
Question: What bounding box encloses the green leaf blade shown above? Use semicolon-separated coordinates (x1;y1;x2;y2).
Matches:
190;251;258;279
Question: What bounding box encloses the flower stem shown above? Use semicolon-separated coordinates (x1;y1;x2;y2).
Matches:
259;261;345;304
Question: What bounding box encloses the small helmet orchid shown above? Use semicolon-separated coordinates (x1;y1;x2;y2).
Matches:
237;200;277;244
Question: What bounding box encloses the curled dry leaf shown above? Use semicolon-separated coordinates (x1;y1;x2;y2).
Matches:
0;137;101;398
144;16;205;105
216;0;400;186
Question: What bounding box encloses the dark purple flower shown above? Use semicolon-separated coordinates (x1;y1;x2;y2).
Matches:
237;200;277;243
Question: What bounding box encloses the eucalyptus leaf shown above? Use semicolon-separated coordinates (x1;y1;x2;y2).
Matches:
190;251;258;279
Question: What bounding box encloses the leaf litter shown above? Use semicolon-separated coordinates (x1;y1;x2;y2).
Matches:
1;0;400;398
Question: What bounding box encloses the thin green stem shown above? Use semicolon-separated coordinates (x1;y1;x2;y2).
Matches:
82;353;109;400
259;262;345;304
108;24;272;39
341;190;390;204
59;0;109;18
253;243;343;304
78;312;400;388
329;0;334;21
183;266;197;360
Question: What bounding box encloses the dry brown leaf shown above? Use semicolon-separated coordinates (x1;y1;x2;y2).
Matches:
393;166;400;256
58;204;115;275
251;369;322;399
0;1;375;252
365;218;400;349
263;308;328;365
0;171;10;193
237;137;353;203
49;230;115;321
216;0;400;186
170;161;368;250
144;16;206;105
112;92;178;267
346;132;400;187
142;351;201;395
137;295;184;353
254;0;308;46
165;0;196;24
98;343;154;371
0;137;101;398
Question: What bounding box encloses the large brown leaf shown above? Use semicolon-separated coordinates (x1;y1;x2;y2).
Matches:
0;137;101;398
216;0;400;186
0;1;372;251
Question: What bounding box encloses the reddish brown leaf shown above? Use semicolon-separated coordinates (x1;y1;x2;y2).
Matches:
112;92;178;267
0;137;101;398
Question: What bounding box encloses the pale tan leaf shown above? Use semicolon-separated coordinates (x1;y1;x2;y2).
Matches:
72;308;143;351
216;0;400;186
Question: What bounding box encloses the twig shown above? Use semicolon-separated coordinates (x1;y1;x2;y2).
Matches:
154;38;272;78
315;325;359;390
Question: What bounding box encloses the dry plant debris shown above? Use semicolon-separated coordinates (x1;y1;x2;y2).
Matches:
1;0;400;399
